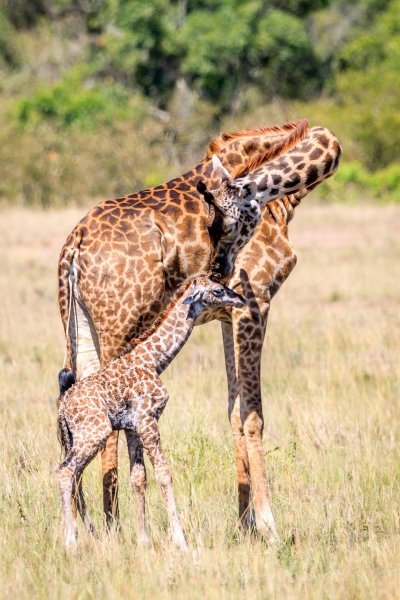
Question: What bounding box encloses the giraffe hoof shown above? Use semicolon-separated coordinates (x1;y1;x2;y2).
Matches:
137;533;152;548
64;532;78;552
87;524;99;540
257;526;280;546
171;533;188;553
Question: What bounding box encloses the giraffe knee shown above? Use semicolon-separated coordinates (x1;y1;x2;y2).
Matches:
230;405;244;439
155;464;173;488
244;413;264;438
56;464;75;493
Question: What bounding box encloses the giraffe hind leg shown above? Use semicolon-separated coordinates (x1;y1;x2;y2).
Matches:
57;420;112;548
57;462;78;550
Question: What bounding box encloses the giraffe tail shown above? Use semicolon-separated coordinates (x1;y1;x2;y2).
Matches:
58;248;78;396
58;228;82;335
58;367;76;395
58;229;82;383
58;226;100;388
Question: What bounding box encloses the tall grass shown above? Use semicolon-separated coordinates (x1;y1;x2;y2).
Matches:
0;203;399;599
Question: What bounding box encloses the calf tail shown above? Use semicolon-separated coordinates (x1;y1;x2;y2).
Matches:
57;413;73;457
57;369;75;458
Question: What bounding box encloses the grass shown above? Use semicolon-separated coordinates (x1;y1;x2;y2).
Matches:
0;202;399;599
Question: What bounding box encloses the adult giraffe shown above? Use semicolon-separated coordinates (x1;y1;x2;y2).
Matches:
58;118;339;540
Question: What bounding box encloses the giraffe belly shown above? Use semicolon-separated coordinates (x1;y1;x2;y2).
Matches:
108;406;137;431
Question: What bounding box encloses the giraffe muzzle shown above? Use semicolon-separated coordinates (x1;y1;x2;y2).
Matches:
225;290;246;307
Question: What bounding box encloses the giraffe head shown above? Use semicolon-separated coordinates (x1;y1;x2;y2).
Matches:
182;275;246;320
197;155;260;280
197;155;261;280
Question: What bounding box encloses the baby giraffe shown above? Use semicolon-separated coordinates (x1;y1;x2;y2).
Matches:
57;276;245;550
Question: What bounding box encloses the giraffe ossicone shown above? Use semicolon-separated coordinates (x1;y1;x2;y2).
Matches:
56;276;246;551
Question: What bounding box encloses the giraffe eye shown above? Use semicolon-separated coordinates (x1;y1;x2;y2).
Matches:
212;288;224;297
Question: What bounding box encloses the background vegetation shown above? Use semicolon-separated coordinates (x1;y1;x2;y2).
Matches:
1;203;399;598
0;0;399;206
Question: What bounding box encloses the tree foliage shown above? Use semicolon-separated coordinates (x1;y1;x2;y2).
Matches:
334;0;400;168
85;0;324;108
0;0;399;204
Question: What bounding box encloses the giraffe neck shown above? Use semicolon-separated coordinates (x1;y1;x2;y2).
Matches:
124;282;195;375
238;127;342;208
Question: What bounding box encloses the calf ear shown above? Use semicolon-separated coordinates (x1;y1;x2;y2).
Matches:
183;289;202;305
212;155;231;182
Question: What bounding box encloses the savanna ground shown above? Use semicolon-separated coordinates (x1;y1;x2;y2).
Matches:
0;202;399;599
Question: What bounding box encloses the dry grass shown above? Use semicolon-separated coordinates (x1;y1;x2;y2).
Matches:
0;203;399;599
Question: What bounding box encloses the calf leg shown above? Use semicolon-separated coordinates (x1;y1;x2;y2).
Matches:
137;416;187;552
125;430;150;545
57;463;78;549
101;430;119;528
57;420;112;549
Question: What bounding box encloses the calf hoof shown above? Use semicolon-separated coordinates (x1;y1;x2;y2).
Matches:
256;523;280;546
64;530;78;552
171;531;188;553
137;532;151;548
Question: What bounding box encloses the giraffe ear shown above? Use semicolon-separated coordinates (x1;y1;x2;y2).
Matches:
211;155;231;182
183;289;202;305
238;180;257;201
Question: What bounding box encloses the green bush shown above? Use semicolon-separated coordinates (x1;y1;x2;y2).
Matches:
0;8;17;65
325;162;400;202
85;0;323;110
0;117;171;207
16;70;132;129
175;6;321;107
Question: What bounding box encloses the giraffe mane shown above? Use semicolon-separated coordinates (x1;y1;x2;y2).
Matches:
204;118;309;178
231;118;309;179
222;119;308;142
117;278;194;357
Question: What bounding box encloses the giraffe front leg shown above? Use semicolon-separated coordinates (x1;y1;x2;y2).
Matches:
231;398;253;528
243;409;279;544
125;430;150;546
137;415;188;552
101;430;119;529
221;322;252;530
232;306;279;544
